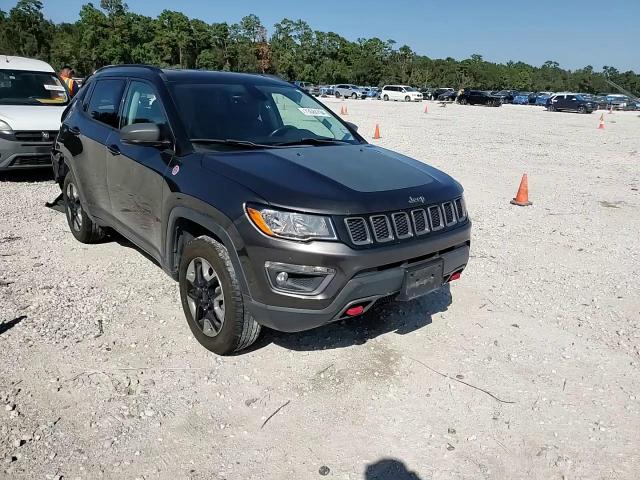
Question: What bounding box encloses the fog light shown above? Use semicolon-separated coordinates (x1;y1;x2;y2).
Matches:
265;261;336;295
275;271;289;287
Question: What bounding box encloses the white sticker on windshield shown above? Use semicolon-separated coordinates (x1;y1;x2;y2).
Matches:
44;84;65;91
298;107;331;117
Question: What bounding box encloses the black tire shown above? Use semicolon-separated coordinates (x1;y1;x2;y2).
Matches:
404;95;411;102
179;236;261;355
460;98;467;105
383;94;389;101
351;92;357;99
63;172;105;244
548;105;555;112
577;105;586;114
335;92;341;98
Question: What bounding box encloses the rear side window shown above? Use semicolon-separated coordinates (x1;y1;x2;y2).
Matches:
87;79;126;129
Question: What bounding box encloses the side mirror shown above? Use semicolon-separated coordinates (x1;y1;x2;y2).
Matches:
121;123;170;147
346;121;358;132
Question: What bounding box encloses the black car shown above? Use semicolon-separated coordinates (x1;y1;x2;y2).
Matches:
52;65;471;355
546;93;596;113
458;90;502;107
492;90;518;103
437;90;457;102
433;88;454;100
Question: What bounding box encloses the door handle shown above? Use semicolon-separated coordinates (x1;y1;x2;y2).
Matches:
107;144;121;156
69;126;80;136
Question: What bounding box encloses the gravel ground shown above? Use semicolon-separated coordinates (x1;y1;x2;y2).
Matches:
1;100;639;480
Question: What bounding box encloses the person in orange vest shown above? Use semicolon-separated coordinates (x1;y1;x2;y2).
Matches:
59;66;79;97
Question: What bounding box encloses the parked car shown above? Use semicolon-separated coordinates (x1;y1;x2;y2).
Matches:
319;85;334;97
433;88;454;100
334;84;366;99
293;81;320;96
492;90;518;103
534;92;553;106
604;94;632;110
458;90;502;106
512;92;533;105
419;87;436;100
0;55;70;171
52;65;471;355
380;85;423;102
590;95;609;109
437;90;457;102
546;93;596;113
367;87;380;99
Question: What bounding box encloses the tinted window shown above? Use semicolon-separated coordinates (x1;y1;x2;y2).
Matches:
567;95;576;101
87;79;125;128
170;82;358;147
121;81;170;135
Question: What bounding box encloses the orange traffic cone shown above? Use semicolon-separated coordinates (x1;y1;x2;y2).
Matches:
510;174;532;206
424;104;428;114
598;114;605;129
373;124;381;139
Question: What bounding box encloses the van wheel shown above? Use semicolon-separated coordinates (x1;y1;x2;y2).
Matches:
63;172;105;244
404;96;411;102
179;236;261;355
383;94;389;101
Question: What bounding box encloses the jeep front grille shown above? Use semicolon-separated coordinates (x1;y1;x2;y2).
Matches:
344;198;466;246
344;217;372;245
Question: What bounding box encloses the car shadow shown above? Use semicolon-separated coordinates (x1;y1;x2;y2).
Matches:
254;284;452;352
364;458;424;480
0;315;27;336
0;169;53;183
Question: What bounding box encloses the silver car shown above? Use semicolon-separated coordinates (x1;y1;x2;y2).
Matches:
334;84;366;99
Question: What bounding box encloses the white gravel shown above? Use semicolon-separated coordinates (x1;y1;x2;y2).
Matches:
1;100;639;479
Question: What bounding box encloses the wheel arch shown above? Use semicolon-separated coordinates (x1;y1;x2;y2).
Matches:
164;206;251;296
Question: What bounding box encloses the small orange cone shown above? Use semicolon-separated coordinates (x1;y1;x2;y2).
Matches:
598;114;605;129
424;104;428;114
373;124;381;139
510;174;532;206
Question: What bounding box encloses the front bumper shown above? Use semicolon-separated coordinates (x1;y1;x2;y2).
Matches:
0;137;53;170
238;218;471;332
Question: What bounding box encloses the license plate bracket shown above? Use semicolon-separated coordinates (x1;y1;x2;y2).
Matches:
396;259;444;301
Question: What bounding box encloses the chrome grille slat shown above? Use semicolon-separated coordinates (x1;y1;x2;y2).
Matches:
343;198;466;245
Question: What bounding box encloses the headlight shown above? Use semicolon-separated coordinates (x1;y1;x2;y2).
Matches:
247;206;337;241
0;119;13;134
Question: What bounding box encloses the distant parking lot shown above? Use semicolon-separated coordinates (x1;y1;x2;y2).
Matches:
1;99;639;479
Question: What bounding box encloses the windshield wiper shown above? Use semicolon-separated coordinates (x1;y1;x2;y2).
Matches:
189;138;273;149
274;137;349;147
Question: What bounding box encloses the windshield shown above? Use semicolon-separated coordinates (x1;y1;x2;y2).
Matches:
170;82;359;148
0;69;69;106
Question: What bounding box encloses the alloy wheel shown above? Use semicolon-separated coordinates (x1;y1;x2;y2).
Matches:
185;257;225;337
66;182;82;232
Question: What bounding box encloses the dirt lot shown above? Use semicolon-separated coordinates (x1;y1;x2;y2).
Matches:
1;100;639;480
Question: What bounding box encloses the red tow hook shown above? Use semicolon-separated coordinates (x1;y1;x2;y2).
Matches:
448;272;462;282
345;305;365;317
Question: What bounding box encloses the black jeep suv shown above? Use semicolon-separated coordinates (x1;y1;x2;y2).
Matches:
52;65;471;355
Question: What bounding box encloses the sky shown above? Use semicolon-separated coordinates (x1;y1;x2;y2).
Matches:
6;0;639;71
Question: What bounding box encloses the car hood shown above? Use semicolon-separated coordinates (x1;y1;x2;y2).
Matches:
0;105;65;131
201;144;462;215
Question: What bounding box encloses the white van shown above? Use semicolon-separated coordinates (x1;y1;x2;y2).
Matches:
380;85;423;102
0;56;69;170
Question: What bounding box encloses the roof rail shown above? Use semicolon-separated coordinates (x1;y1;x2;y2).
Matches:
93;64;164;75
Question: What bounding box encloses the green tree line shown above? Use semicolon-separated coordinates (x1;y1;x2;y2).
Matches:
1;0;638;95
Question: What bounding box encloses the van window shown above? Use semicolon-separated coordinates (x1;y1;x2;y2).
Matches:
87;79;126;129
0;69;69;106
